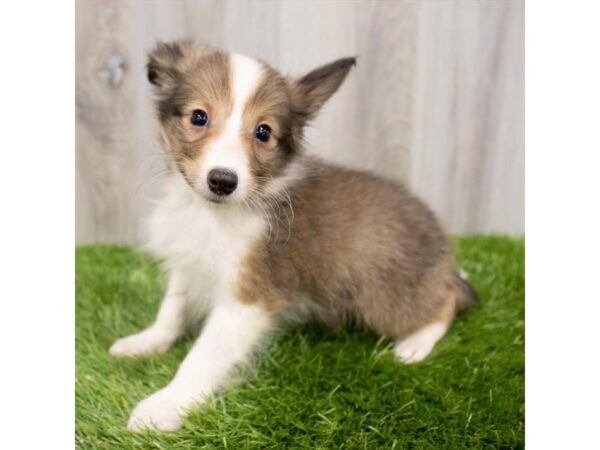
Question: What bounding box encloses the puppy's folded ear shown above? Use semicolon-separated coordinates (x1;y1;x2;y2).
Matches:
147;40;193;89
293;57;357;119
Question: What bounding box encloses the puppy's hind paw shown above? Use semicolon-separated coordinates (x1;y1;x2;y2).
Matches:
393;322;448;364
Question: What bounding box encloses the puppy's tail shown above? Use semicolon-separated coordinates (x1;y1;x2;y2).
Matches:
453;270;478;314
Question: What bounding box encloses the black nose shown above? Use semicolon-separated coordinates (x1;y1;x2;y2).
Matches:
207;168;238;196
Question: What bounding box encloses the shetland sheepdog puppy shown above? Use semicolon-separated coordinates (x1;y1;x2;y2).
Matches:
110;40;477;432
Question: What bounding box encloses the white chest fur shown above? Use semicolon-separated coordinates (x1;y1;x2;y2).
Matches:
146;175;266;303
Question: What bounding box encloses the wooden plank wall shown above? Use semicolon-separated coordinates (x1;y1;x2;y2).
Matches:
76;0;524;244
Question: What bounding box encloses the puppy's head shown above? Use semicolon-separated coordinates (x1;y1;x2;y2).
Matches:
148;40;355;204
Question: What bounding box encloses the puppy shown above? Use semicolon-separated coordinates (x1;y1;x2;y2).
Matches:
110;40;477;432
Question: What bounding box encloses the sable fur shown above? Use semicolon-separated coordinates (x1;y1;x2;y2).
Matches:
237;157;475;338
110;40;477;432
147;39;478;359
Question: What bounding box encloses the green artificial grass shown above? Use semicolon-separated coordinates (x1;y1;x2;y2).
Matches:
76;236;524;449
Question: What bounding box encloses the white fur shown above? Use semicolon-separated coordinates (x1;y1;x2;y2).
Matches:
112;166;272;430
394;322;448;364
196;54;264;200
146;174;265;295
128;299;273;432
110;271;188;356
262;153;311;199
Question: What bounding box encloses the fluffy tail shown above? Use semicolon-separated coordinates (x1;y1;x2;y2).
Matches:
454;271;478;314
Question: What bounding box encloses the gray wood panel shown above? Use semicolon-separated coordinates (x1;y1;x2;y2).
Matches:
410;0;524;233
76;0;524;244
76;0;138;243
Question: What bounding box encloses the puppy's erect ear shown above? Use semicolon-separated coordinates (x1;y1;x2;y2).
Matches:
147;40;193;89
293;57;357;119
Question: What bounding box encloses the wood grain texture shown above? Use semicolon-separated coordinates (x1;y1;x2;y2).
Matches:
75;0;524;243
410;0;524;233
76;0;138;243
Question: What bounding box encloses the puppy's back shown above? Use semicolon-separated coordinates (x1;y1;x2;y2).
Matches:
252;156;465;337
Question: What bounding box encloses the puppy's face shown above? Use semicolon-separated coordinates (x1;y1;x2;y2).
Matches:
148;41;355;204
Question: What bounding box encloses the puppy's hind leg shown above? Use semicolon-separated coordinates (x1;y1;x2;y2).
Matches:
393;321;449;364
110;271;189;357
393;272;476;364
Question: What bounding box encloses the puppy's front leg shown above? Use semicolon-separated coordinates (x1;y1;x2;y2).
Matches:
127;298;274;432
110;271;188;357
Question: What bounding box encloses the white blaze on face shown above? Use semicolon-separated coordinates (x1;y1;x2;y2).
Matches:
197;54;264;199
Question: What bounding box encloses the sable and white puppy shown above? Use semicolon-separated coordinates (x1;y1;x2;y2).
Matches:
110;40;477;432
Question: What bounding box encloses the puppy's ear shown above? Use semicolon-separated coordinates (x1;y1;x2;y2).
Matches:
293;57;357;119
147;40;192;89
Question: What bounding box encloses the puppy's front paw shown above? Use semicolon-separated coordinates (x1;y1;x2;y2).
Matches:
127;388;189;432
109;328;174;357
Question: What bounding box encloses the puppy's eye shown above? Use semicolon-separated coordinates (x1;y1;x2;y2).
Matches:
255;124;271;143
191;109;209;127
